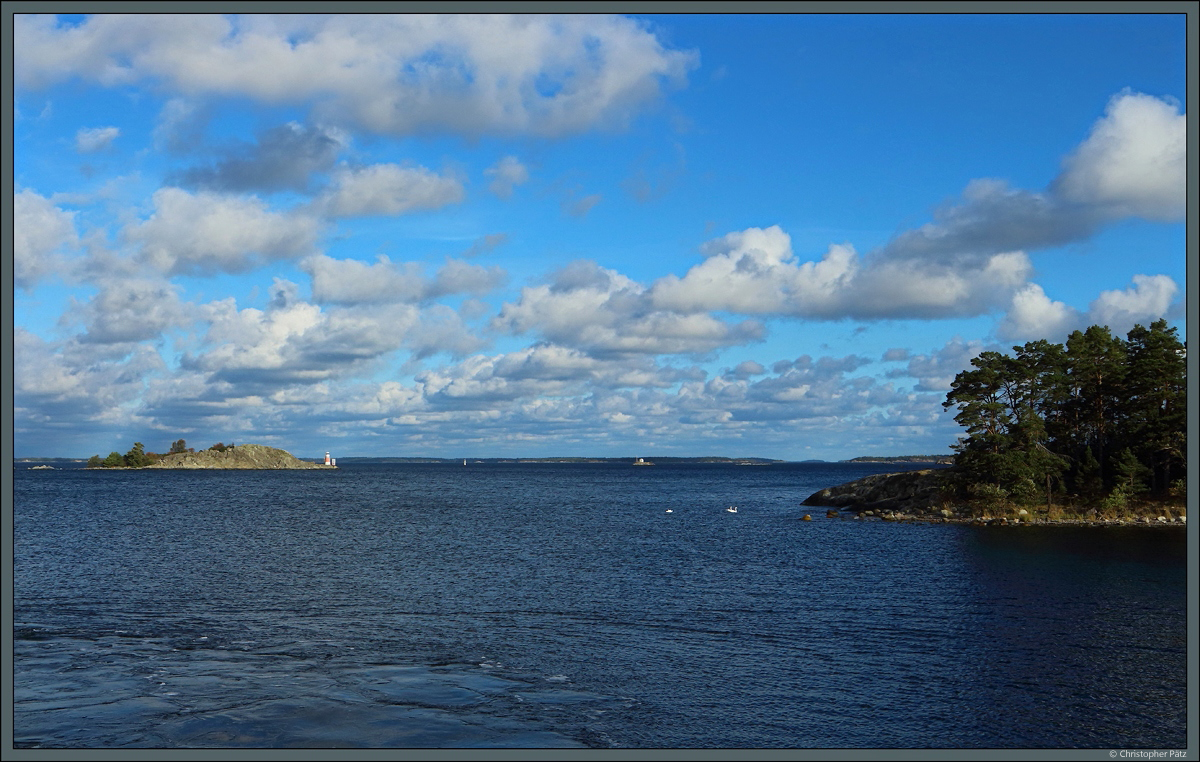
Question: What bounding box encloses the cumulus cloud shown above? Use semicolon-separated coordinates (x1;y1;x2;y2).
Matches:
493;259;765;357
996;283;1080;342
1087;274;1179;329
1053;90;1186;221
14;14;697;138
316;163;464;217
67;278;191;344
877;179;1101;264
14;327;166;446
403;305;490;360
302;254;506;305
997;275;1179;342
429;258;507;298
653;351;908;428
877;92;1185;265
189;279;420;389
75;125;119;152
303;255;427;305
419;345;700;408
484;156;529;199
887;338;989;393
14;188;78;290
651;226;1032;320
173;122;346;193
725;360;766;380
124;187;320;275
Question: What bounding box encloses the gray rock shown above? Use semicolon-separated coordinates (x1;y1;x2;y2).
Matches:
801;469;948;515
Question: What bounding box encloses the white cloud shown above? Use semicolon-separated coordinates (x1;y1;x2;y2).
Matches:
14;189;78;290
1086;274;1179;333
651;226;1031;320
14;327;166;441
317;163;464;217
192;281;419;389
303;255;427;305
875;92;1185;266
1054;90;1186;222
484;156;529;199
998;275;1179;342
493;260;764;357
888;338;989;393
75;125;120;152
124;188;320;275
429;258;507;298
996;283;1080;342
67;278;191;344
14;14;697;138
302;254;506;305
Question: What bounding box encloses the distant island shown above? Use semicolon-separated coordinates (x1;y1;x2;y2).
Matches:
84;441;334;470
846;455;954;464
334;456;783;465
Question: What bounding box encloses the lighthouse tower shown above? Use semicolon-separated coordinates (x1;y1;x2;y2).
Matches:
324;451;331;466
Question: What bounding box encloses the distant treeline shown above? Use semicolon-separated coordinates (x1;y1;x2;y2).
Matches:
86;440;234;468
942;320;1185;510
847;455;953;463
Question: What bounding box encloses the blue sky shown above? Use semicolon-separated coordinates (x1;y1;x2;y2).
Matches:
11;12;1188;460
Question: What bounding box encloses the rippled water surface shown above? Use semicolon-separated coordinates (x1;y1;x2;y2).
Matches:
13;462;1188;748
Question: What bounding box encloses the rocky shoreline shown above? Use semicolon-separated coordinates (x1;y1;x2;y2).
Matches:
803;470;1186;527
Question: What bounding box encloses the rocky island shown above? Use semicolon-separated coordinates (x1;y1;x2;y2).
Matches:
145;444;333;469
85;441;335;470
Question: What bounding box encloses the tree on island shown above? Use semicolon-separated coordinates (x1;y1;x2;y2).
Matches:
943;320;1185;510
87;439;189;467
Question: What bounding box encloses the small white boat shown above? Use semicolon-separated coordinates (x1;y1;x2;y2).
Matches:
666;509;673;513
726;506;738;513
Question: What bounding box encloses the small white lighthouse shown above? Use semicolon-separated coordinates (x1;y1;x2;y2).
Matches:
324;451;331;466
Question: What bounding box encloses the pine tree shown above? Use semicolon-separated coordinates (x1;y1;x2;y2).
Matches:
1121;320;1186;494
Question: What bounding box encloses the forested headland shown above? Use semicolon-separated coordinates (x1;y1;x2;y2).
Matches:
941;319;1185;519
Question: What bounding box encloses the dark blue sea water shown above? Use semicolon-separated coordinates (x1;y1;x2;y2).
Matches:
13;461;1189;749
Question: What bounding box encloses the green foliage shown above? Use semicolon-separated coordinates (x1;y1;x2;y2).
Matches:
944;322;1185;508
102;451;123;467
967;482;1010;512
1168;479;1186;501
87;454;103;468
123;442;150;468
1111;447;1150;495
1099;485;1130;514
1075;447;1103;499
169;439;188;454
